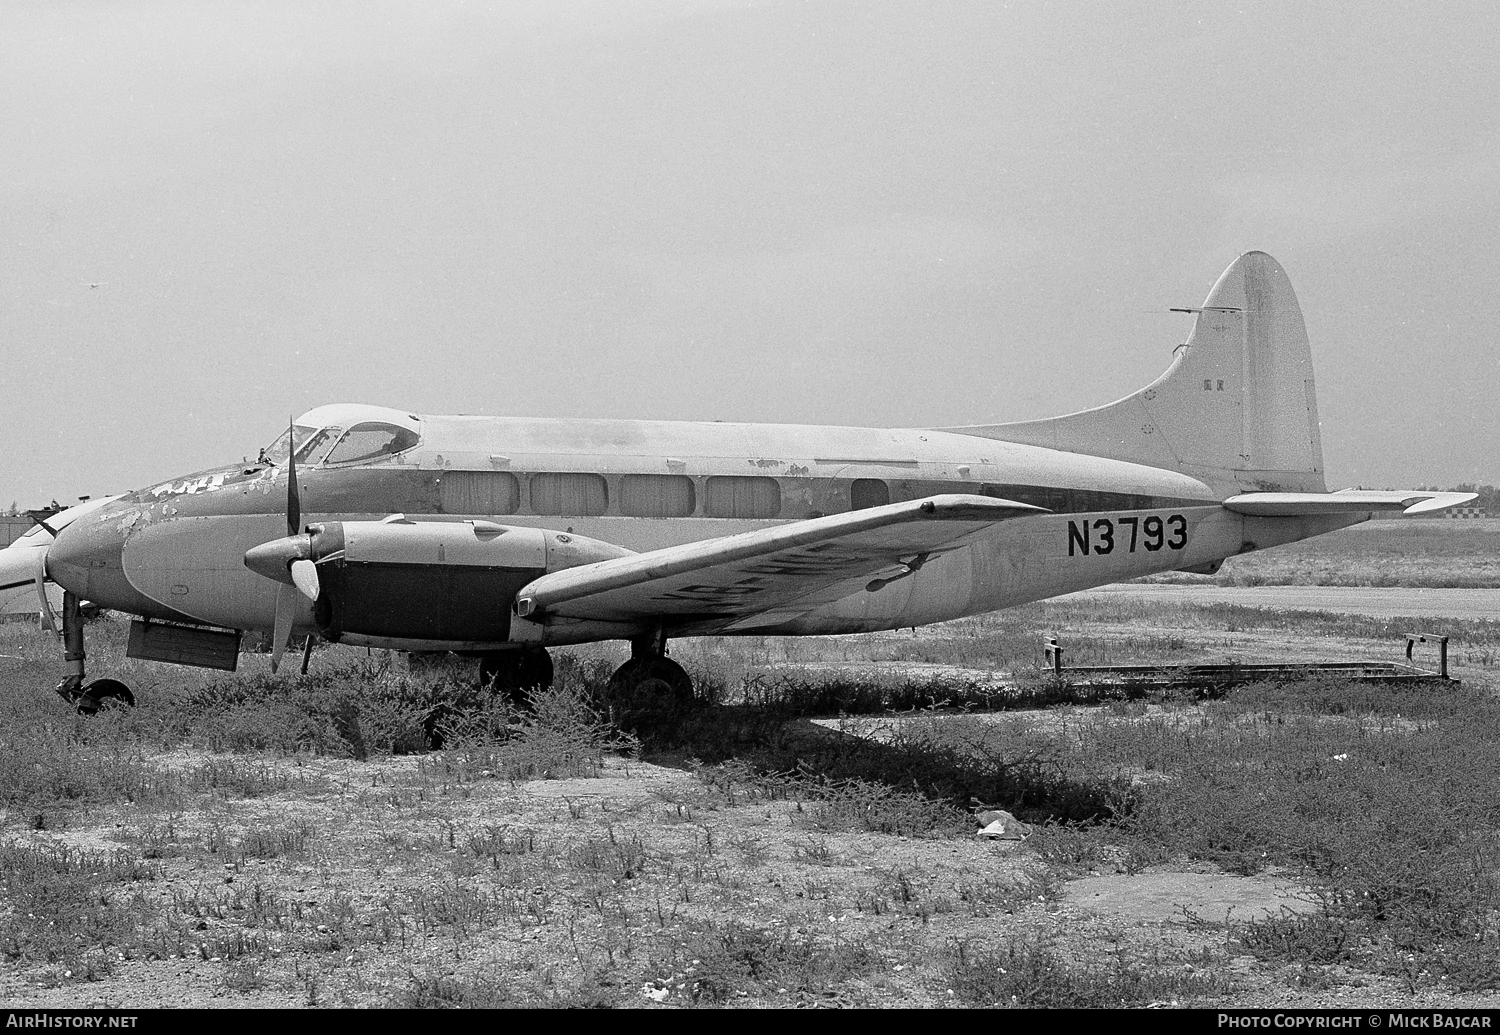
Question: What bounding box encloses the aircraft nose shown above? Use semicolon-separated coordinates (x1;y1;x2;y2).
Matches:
47;504;138;607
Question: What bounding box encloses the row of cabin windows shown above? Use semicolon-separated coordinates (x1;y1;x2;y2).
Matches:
438;472;892;519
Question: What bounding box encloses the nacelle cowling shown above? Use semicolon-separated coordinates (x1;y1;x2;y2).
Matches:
305;519;633;648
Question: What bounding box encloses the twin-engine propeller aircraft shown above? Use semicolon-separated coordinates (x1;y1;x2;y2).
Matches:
42;252;1472;711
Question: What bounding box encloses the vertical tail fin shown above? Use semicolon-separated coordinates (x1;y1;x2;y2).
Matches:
951;251;1326;494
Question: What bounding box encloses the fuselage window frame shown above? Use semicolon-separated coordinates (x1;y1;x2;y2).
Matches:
850;478;890;511
619;474;697;518
440;471;521;516
530;472;610;517
703;476;782;519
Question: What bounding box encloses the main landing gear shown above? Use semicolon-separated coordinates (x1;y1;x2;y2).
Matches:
477;647;555;699
53;590;135;714
606;631;694;704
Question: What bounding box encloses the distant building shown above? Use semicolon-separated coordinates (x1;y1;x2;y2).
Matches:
1;517;36;547
2;501;63;547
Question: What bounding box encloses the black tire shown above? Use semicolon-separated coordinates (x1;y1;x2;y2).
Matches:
607;656;693;702
77;678;134;714
479;649;554;698
520;649;554;693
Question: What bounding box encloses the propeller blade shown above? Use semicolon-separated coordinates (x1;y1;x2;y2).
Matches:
290;558;320;601
270;581;297;673
286;419;301;537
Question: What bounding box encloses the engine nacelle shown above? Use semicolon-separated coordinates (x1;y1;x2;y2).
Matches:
306;519;633;648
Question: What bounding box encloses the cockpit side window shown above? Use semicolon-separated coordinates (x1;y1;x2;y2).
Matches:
324;422;421;465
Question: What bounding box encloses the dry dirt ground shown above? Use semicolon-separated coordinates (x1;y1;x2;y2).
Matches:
1;740;1497;1009
1;750;1045;1009
0;748;1414;1010
4;578;1500;1009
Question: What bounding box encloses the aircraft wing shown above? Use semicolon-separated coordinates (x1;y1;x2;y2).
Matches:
1222;489;1477;517
514;494;1044;625
0;545;40;593
0;495;127;593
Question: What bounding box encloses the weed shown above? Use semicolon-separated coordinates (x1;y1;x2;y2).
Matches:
655;921;876;1003
792;836;838;866
0;729;175;809
218;958;266;993
566;827;648;880
945;939;1228;1007
449;683;638;782
236;818;316;861
1235;908;1355;965
132;817;187;859
0;842;161;966
464;824;538;864
184;758;297;797
398;970;524;1007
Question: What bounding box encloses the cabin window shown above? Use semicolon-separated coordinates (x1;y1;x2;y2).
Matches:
531;472;609;516
851;478;890;510
704;476;781;519
441;471;520;516
620;474;696;518
324;422;421;465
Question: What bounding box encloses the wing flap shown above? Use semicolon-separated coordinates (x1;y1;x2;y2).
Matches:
1222;489;1477;517
515;493;1042;624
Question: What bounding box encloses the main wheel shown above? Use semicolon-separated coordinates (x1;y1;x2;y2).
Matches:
521;648;554;692
478;648;554;698
607;656;693;702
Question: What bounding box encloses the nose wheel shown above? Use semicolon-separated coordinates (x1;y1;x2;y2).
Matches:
73;678;136;714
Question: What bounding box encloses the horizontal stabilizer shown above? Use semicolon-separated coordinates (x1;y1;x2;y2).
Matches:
515;494;1043;623
1222;489;1477;517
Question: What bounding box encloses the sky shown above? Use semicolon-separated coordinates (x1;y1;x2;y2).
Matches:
4;0;1497;508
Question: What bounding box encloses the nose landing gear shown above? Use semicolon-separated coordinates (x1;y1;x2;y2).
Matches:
52;590;135;714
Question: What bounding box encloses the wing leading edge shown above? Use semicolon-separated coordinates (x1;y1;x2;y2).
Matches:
1222;489;1477;517
514;494;1044;625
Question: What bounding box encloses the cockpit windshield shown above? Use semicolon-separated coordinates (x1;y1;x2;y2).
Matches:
258;425;340;467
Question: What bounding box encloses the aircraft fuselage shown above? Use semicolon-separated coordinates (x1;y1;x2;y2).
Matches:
47;407;1359;650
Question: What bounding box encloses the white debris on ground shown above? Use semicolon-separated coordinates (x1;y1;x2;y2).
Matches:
974;807;1031;840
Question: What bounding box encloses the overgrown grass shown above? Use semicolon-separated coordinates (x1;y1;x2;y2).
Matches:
945;939;1228;1007
652;921;878;1003
3;587;1500;1003
0;842;162;972
944;676;1500;991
